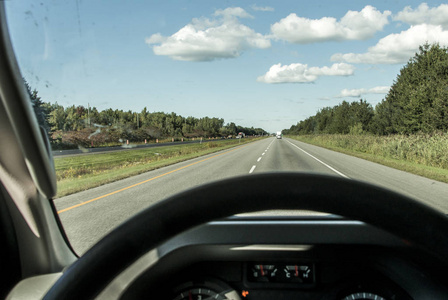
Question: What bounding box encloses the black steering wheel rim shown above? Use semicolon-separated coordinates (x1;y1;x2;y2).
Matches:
44;173;448;299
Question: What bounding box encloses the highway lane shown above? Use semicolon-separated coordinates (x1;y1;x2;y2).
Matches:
284;138;448;211
54;137;448;254
55;138;275;254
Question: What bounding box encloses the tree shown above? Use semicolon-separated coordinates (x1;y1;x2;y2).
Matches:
377;43;448;134
17;85;268;146
350;99;374;133
285;43;448;136
48;103;66;131
24;81;50;133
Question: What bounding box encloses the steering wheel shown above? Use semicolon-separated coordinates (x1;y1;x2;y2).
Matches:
44;173;448;299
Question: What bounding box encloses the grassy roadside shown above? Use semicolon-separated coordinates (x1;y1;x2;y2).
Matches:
55;137;264;197
288;134;448;184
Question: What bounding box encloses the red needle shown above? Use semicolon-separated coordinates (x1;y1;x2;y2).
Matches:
295;265;299;277
189;290;192;300
260;265;264;276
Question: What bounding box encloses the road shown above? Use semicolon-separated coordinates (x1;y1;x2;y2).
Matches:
52;138;226;157
54;137;448;254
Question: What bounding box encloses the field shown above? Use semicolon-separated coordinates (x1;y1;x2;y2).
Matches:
55;137;262;197
289;133;448;184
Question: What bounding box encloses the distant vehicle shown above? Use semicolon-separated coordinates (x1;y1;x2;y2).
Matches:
276;131;282;139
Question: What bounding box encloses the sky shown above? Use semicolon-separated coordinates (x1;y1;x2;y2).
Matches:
5;0;448;133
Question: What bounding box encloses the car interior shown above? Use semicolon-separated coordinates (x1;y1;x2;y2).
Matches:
1;2;448;300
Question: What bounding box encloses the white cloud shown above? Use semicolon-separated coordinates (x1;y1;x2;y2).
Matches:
146;33;165;44
271;5;391;44
339;88;366;97
394;3;448;28
214;7;253;19
338;86;390;97
145;7;270;61
257;63;355;84
368;86;390;94
331;24;448;64
308;63;355;76
251;5;274;12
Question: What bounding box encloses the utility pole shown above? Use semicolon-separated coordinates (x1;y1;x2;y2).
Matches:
87;103;90;128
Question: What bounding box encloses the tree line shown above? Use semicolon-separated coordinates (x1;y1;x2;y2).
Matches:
283;43;448;136
27;84;267;148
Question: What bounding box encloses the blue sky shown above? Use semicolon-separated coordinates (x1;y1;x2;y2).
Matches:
5;1;448;132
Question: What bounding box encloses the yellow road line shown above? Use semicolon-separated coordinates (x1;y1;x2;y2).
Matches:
57;144;250;214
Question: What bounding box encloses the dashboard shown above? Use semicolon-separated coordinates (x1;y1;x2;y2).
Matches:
112;216;448;300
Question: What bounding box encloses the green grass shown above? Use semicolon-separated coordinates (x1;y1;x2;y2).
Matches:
55;138;263;197
288;134;448;184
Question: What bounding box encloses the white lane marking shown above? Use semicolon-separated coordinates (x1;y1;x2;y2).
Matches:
262;152;265;156
257;157;262;162
249;165;256;174
287;140;349;179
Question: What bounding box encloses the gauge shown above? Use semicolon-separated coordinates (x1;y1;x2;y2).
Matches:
247;263;315;284
282;264;313;283
172;278;241;300
250;264;278;282
173;288;226;300
341;292;386;299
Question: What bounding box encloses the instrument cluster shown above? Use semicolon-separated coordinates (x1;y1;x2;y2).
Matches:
167;261;411;300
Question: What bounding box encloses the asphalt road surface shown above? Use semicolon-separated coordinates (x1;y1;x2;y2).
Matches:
54;137;448;254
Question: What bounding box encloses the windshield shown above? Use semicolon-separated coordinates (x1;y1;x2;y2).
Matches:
4;0;448;255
